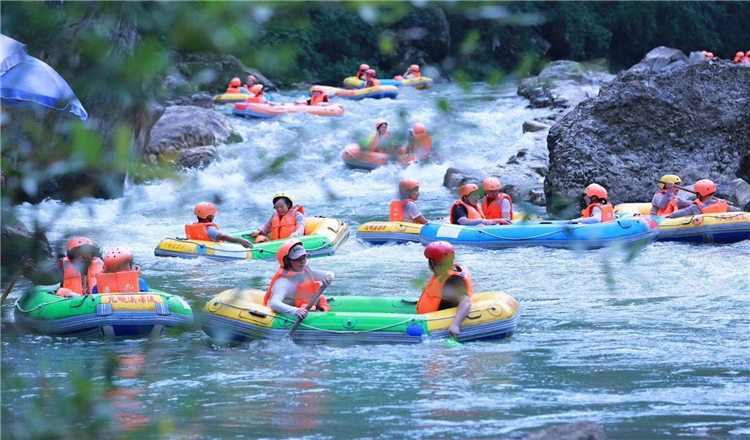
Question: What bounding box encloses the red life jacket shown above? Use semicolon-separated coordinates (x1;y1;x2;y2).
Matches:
271;206;305;241
369;131;391;152
245;95;264;104
581;203;615;222
653;190;679;217
449;200;485;224
309;93;330;106
410;133;432;158
693;198;729;214
481;194;514;220
416;265;474;314
185;222;222;242
366;78;381;87
389;199;415;222
263;266;329;312
96;269;141;293
59;257;104;295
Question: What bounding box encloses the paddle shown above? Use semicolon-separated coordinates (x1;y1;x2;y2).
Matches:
1;266;25;305
444;335;463;347
656;180;734;205
284;283;329;341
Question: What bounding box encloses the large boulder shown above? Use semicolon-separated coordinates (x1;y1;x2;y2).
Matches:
173;53;277;93
520;422;607;440
545;60;750;214
143;106;241;168
518;61;613;109
628;46;689;74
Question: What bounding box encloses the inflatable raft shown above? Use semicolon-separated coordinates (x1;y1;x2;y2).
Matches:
213;91;251;104
313;85;398;100
202;289;518;344
14;286;193;337
342;143;445;170
615;203;750;243
419;217;659;249
154;217;349;261
233;102;344;119
343;76;433;90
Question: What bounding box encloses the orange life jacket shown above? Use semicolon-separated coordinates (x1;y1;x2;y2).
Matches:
95;269;141;294
366;78;381;87
226;85;242;94
410;133;432;158
357;71;367;80
693;198;729;214
263;266;329;312
369;131;391;152
449;200;485;224
60;257;104;295
243;84;255;93
416;265;474;314
185;222;222;242
389;199;415;222
653;190;680;217
309;93;329;106
271;206;305;241
581;203;615;222
245;95;264;104
481;194;514;220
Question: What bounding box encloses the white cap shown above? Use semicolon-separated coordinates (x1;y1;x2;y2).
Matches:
287;244;308;260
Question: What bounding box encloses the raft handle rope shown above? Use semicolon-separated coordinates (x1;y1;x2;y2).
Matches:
15;292;171;314
474;224;588;241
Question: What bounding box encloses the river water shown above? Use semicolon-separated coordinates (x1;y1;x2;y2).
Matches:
2;83;749;440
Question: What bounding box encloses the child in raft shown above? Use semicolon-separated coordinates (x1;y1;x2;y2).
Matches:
91;247;149;294
389;179;428;225
568;184;614;224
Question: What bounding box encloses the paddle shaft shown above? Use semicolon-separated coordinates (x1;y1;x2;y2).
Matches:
656;180;734;204
285;283;329;339
1;266;25;305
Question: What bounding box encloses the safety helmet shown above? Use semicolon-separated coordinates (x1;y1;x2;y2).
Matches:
67;237;94;252
194;202;218;220
276;239;302;267
584;183;608;200
706;52;714;59
365;69;376;77
483;177;502;191
376;120;388;129
694;179;717;197
424;241;455;265
459;183;481;198
399;179;420;193
736;52;745;61
246;75;256;83
746;51;750;57
659;174;682;189
409;64;420;72
230;77;241;87
249;84;263;95
359;64;370;71
413;123;426;135
272;192;294;207
104;247;133;271
311;85;324;93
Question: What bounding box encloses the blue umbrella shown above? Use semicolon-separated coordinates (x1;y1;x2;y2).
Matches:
0;34;87;120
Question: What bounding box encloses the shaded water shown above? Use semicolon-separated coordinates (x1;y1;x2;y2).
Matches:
2;83;749;439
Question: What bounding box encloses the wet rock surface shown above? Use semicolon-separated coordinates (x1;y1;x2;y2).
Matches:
518;422;607;440
628;46;690;74
518;60;614;109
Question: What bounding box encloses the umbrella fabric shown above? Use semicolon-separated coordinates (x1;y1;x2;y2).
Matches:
0;34;88;120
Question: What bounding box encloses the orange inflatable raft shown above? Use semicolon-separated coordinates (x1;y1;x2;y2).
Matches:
341;143;445;170
233;102;345;119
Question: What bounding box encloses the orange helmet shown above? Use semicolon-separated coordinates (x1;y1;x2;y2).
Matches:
736;52;745;62
230;77;241;87
104;247;133;271
365;69;376;77
459;183;480;198
399;179;420;193
584;183;608;200
67;237;94;252
409;64;420;72
376;120;388;129
483;178;502;191
706;52;714;59
311;85;324;93
693;179;717;197
194;202;218;220
746;50;750;57
276;239;302;267
413;123;426;135
249;84;263;95
424;241;455;265
246;75;256;83
359;64;369;71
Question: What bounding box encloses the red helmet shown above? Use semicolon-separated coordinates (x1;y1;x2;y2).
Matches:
376;120;388;129
359;64;369;71
483;178;502;191
230;77;241;87
413;123;425;135
584;183;608;200
194;202;218;220
409;64;420;72
365;69;376;77
694;179;717;197
459;183;480;198
399;179;420;193
67;237;94;252
424;241;455;265
276;239;302;267
246;75;256;83
311;85;324;93
104;247;133;271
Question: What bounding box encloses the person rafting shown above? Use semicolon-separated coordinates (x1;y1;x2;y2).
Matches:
251;193;306;243
650;174;692;217
450;184;495;226
226;77;242;94
92;247;149;294
243;75;257;92
306;86;330;106
364;69;381;88
356;64;370;80
744;51;750;66
406;123;432;160
669;179;742;218
246;84;267;103
417;241;473;338
734;52;745;63
20;237;103;297
403;64;421;79
263;240;334;319
363;120;396;153
185;202;253;248
389;179;428;225
480;178;514;222
568;183;614;224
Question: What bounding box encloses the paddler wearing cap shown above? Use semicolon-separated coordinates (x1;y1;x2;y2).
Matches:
262;241;334;319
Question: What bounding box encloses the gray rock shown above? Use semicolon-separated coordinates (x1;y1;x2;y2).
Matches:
518;60;613;109
520;421;607;440
689;51;709;65
545;60;750;214
164;92;214;109
537;60;592;83
716;178;750;208
443;167;476;189
523;120;552;133
628;46;689;74
1;209;54;281
174;53;277;92
144;106;241;168
529;188;546;206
